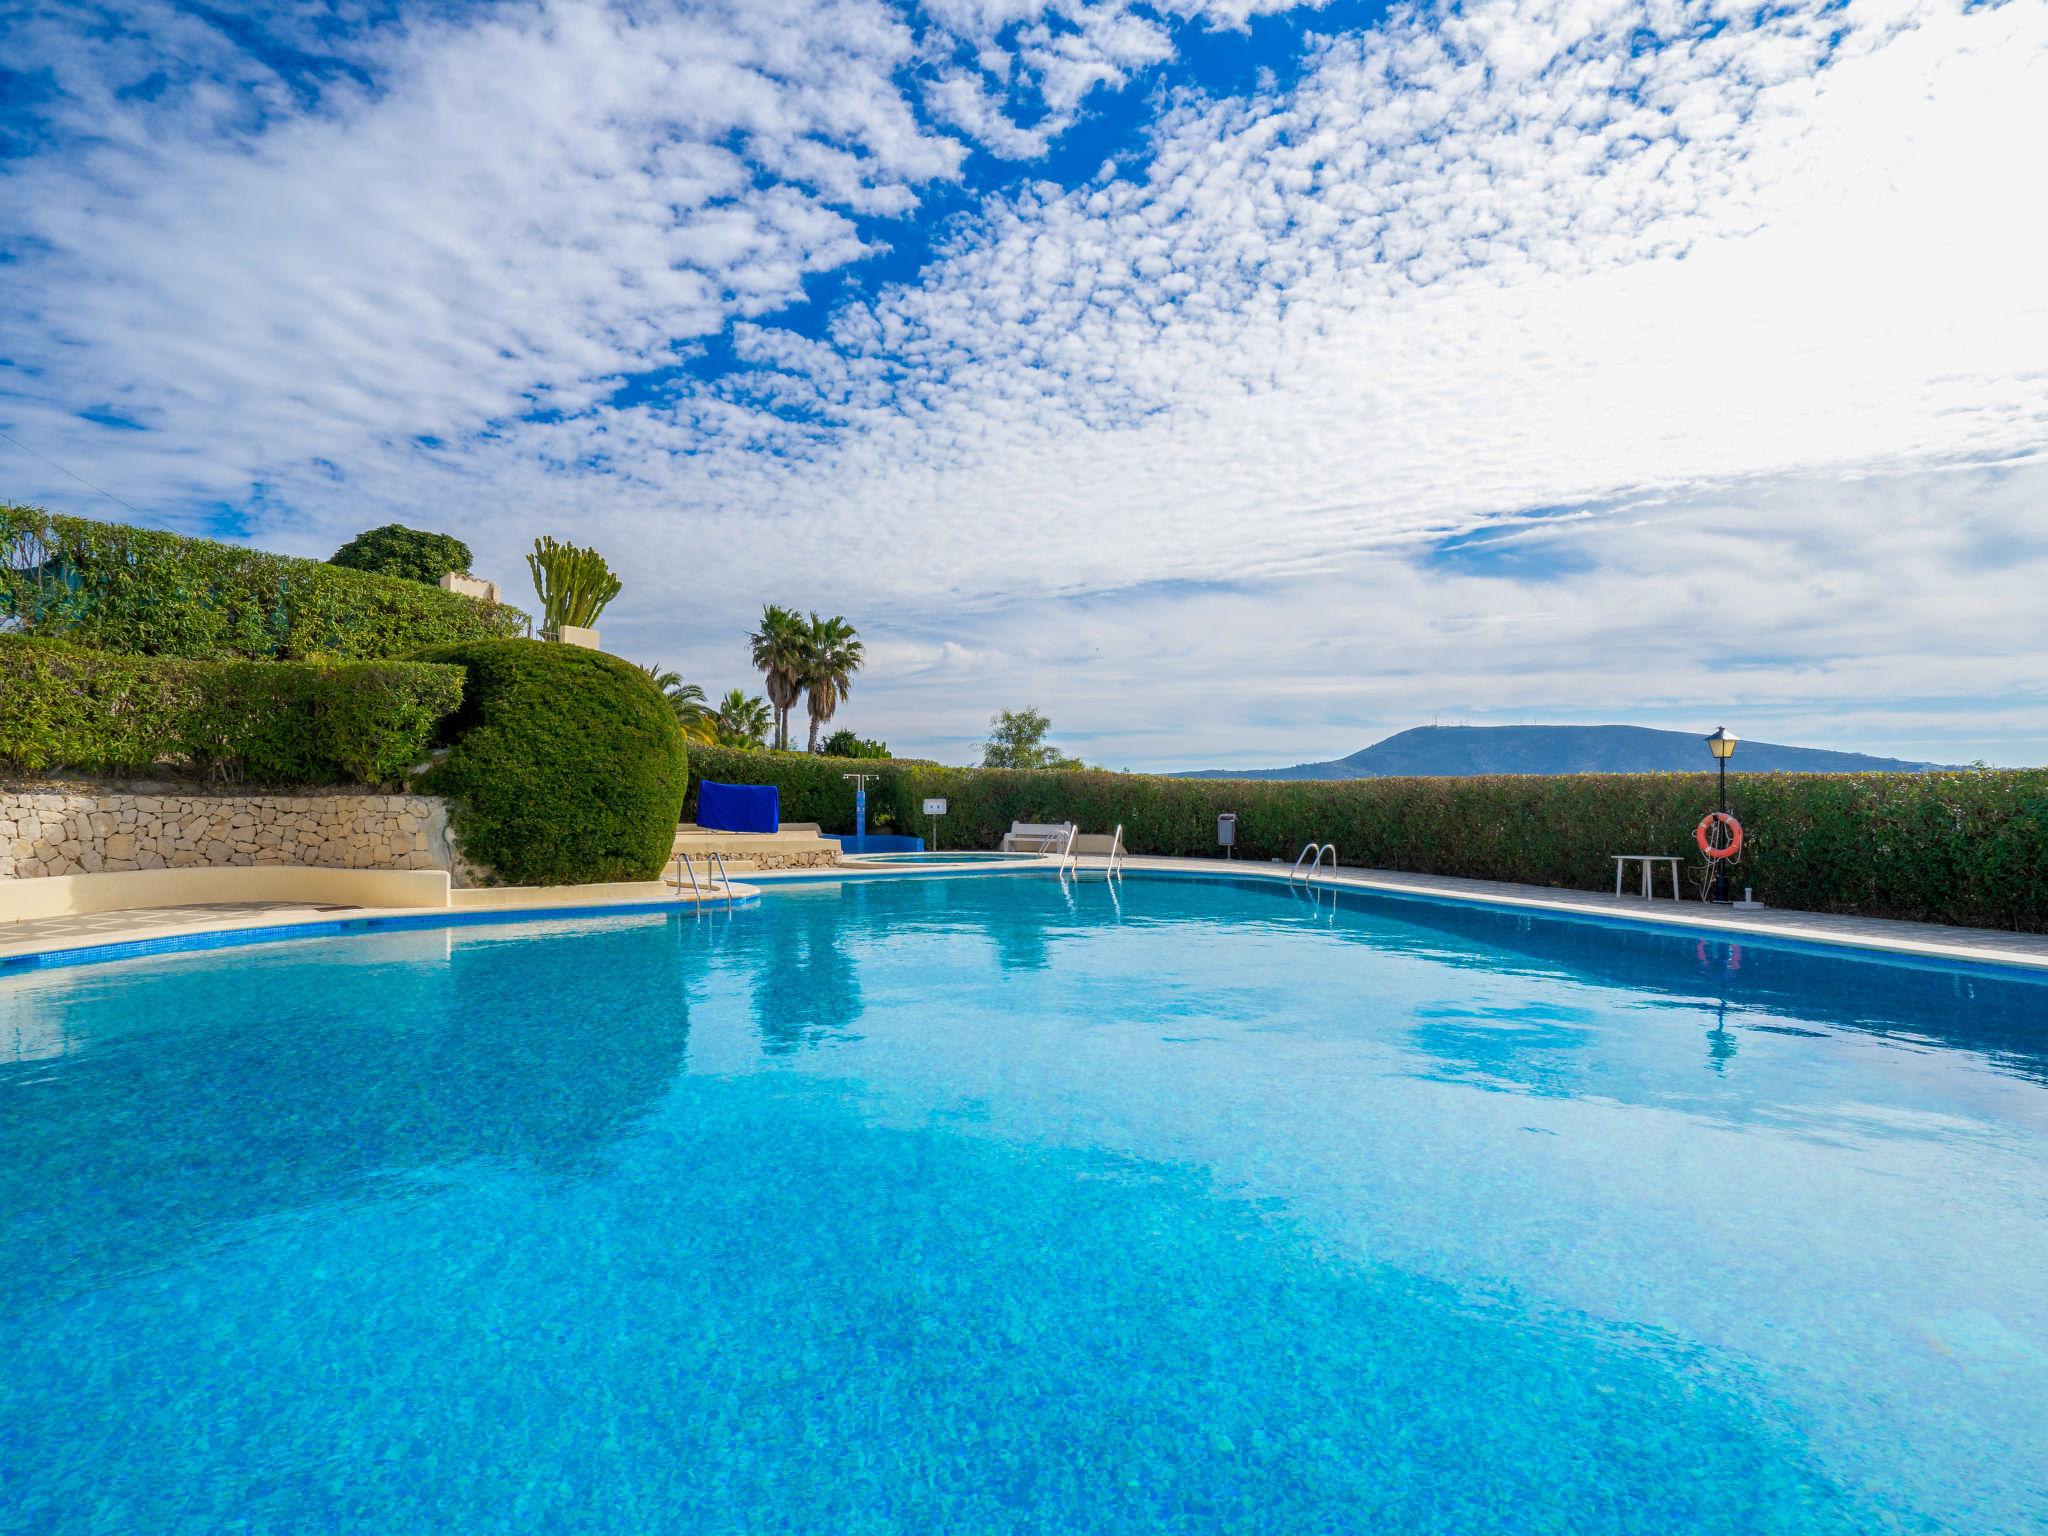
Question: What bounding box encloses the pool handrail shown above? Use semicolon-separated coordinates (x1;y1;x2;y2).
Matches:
1289;842;1338;884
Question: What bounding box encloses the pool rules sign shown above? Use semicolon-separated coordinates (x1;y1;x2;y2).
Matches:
923;797;947;851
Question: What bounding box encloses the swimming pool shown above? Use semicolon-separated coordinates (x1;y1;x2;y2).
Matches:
3;872;2044;1533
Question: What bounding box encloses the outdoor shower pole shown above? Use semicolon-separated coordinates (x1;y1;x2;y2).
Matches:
843;773;874;847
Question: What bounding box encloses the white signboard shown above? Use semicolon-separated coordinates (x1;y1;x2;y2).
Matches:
923;798;948;816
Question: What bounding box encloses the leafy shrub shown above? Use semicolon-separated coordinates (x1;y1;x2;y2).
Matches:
329;523;474;585
821;729;890;759
0;636;194;778
414;639;687;885
1;506;528;661
687;745;2048;932
0;634;462;785
181;659;467;784
980;706;1082;769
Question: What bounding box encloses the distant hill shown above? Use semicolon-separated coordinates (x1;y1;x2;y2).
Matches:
1177;725;1943;781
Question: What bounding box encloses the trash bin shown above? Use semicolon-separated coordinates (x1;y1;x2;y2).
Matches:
1217;813;1237;858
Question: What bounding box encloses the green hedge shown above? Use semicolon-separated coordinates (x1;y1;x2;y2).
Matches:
415;640;688;886
1;506;528;661
687;746;2048;932
685;746;892;829
0;634;463;785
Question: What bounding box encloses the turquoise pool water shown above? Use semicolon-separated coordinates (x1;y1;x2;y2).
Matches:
3;873;2045;1533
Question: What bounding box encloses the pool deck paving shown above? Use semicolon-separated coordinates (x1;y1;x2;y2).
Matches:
1080;856;2048;972
1;854;2044;972
0;880;759;966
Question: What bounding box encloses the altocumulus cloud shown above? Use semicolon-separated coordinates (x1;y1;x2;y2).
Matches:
2;0;2044;766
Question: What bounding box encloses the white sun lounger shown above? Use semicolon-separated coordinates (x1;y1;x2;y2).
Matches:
1000;821;1076;855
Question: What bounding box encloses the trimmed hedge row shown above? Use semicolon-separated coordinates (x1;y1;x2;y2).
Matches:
684;746;903;830
1;506;528;661
0;634;463;786
416;640;688;886
685;746;2048;932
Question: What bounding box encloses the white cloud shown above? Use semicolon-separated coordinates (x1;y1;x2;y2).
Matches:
816;459;2048;769
2;0;963;505
3;0;2044;766
916;1;1185;157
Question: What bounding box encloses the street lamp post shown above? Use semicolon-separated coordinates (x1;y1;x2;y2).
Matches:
1705;726;1737;904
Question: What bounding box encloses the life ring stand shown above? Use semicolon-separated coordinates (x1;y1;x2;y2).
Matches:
1696;811;1743;860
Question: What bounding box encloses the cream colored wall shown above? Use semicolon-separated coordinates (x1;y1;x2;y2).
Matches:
438;571;503;604
0;865;451;923
0;782;742;928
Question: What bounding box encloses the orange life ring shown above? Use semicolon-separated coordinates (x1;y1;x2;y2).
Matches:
1696;812;1743;860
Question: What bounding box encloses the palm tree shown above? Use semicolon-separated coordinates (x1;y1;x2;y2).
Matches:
637;663;716;741
713;688;772;749
748;604;807;751
798;611;864;754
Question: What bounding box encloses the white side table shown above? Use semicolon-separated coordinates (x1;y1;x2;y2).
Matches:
1613;854;1684;900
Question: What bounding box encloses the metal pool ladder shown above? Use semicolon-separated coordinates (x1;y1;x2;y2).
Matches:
672;851;738;905
1288;842;1338;885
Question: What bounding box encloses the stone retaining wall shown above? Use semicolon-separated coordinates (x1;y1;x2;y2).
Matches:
743;849;843;871
1;782;456;880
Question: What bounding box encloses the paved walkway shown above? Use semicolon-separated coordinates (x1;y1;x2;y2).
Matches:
0;902;352;962
0;882;756;965
3;857;2043;972
760;854;2048;970
1094;856;2048;971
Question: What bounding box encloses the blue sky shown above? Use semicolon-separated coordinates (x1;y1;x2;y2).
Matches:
3;0;2045;769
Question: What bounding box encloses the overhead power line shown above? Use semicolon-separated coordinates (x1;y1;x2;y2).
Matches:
0;425;185;535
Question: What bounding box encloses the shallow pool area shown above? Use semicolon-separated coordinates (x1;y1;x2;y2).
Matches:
3;872;2045;1533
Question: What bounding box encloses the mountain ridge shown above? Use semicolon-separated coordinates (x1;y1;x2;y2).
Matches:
1176;724;1943;780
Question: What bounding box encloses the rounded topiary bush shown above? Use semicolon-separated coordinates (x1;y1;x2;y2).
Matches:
412;639;687;886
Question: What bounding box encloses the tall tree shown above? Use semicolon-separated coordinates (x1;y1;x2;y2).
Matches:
748;604;807;750
798;612;864;754
636;664;715;741
328;523;473;585
713;688;772;749
982;707;1082;770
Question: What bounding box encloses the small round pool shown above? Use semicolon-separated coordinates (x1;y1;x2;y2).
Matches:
846;850;1047;864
